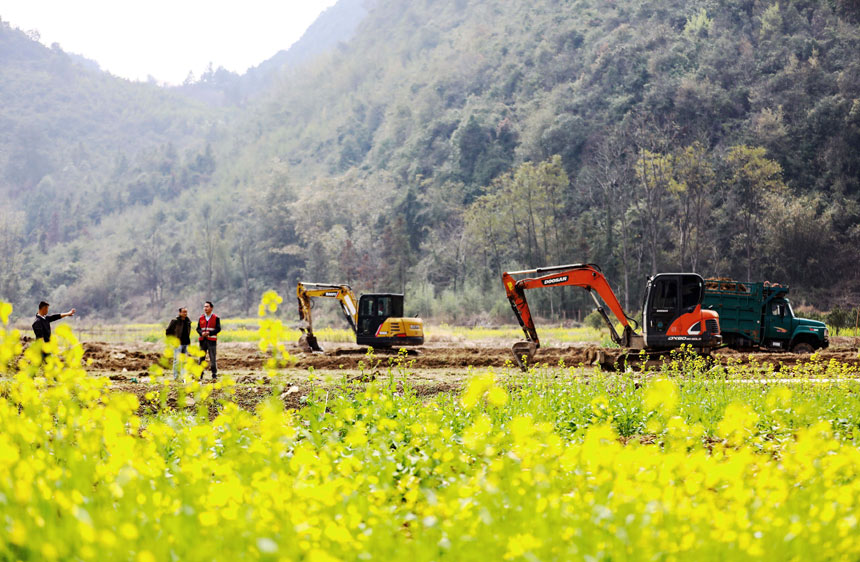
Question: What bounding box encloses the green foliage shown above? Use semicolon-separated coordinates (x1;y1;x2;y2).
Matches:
3;0;860;322
584;309;606;330
684;8;713;38
725;145;788;280
760;3;783;38
466;155;570;272
827;306;859;336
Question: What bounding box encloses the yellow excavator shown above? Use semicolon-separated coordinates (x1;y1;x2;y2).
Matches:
296;282;424;352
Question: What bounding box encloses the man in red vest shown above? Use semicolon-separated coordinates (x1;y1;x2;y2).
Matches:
197;300;221;380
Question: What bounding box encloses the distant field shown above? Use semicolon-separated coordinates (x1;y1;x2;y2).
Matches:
429;324;610;345
70;319;608;346
74;319;354;344
34;317;857;350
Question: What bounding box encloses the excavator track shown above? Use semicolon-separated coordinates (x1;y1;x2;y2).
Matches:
332;347;422;357
287;343;859;371
510;342;693;371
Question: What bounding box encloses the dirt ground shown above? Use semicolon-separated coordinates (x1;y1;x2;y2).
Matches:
80;340;496;416
68;336;860;417
81;337;860;374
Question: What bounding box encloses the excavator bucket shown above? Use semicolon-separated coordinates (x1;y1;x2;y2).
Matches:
298;333;323;353
510;341;537;371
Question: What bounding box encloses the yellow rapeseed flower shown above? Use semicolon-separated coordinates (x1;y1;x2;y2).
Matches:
644;378;679;413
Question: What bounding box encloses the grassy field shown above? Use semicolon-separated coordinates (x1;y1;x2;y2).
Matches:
3;331;860;559
72;318;609;346
2;295;860;560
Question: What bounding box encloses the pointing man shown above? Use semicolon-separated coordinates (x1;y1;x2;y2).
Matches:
32;301;76;343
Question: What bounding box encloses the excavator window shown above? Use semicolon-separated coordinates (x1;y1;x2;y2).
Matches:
378;298;390;316
357;295;405;337
651;278;678;312
360;298;374;317
681;278;702;310
358;295;403;317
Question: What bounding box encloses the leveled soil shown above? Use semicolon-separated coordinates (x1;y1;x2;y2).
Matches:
37;337;857;416
81;338;860;374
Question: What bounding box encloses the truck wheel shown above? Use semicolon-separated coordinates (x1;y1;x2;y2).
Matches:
791;342;814;354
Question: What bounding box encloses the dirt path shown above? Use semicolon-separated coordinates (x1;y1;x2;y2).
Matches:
81;339;860;375
69;338;860;416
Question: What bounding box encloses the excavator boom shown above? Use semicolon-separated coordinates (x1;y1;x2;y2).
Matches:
296;282;359;352
502;263;642;367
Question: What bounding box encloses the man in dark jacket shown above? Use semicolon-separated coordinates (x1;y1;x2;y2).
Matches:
196;301;221;381
166;307;191;380
32;301;76;343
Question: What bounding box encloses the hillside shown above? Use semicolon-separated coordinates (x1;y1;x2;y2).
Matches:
174;0;368;106
0;21;219;196
0;17;233;317
1;0;860;323
223;0;860;315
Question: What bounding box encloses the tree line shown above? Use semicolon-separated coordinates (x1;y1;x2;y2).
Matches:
2;0;860;323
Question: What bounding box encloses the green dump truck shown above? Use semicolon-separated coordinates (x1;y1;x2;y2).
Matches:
703;279;828;353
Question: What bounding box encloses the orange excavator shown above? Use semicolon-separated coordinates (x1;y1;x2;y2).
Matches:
502;263;721;368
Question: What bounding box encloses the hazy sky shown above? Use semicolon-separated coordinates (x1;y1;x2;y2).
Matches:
1;0;339;85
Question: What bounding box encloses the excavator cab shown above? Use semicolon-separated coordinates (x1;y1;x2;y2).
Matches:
642;273;720;350
356;294;424;347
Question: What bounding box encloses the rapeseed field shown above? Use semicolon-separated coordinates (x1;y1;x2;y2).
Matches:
1;295;859;561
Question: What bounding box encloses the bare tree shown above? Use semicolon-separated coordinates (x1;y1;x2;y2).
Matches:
630;116;680;275
582;134;636;309
635;149;674;275
0;206;24;302
672;142;715;271
196;203;221;298
132;223;165;307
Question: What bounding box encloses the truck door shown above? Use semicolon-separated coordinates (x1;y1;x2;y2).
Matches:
763;299;793;349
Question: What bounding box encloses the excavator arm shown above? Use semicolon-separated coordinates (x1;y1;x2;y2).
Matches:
296;282;359;352
502;263;642;367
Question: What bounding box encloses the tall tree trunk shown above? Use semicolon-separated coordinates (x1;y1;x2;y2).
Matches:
619;212;631;311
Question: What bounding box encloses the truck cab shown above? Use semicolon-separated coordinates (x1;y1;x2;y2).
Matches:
763;297;828;352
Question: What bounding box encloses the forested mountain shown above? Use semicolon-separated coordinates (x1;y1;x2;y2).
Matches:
0;17;232;318
174;0;368;106
1;0;859;323
0;22;221;200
